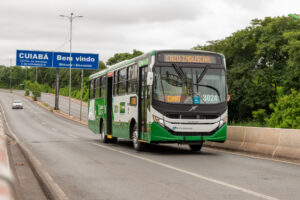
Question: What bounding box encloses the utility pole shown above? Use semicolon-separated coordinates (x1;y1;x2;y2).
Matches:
60;13;83;116
80;69;83;121
25;67;27;90
54;68;60;110
9;58;12;92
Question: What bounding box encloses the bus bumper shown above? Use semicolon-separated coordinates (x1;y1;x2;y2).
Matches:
149;122;227;143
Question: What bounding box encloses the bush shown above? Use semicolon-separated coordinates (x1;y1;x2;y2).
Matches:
266;89;300;129
252;109;267;125
31;81;41;101
25;89;30;96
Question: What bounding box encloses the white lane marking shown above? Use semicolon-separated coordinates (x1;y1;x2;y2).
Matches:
90;142;278;200
204;147;300;167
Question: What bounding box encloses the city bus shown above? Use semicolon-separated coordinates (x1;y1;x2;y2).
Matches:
88;50;228;151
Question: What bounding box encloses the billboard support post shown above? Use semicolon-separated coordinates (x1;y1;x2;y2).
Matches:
80;69;83;121
54;68;60;110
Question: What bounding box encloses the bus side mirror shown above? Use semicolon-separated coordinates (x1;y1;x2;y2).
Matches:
147;72;153;86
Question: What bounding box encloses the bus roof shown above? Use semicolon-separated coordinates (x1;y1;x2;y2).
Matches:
89;49;224;80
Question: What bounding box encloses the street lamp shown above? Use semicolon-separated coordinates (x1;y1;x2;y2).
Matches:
60;13;83;116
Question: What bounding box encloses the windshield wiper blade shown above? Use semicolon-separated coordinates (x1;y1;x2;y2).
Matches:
196;84;221;100
172;63;187;83
197;65;209;84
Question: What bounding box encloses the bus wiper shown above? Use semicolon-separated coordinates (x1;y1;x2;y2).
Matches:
172;63;187;83
197;84;221;100
197;65;209;84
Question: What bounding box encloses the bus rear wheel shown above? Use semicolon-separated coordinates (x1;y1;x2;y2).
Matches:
189;142;203;151
132;127;144;151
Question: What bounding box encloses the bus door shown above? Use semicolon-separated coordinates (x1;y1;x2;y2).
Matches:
106;76;113;136
138;66;149;139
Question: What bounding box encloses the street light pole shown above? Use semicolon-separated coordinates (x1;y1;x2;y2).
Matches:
60;13;83;116
9;58;12;92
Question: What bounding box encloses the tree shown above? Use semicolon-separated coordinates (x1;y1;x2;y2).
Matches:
267;88;300;128
106;49;143;65
194;16;300;123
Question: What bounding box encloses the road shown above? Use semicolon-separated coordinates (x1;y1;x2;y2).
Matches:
1;91;300;200
40;92;88;121
9;89;88;121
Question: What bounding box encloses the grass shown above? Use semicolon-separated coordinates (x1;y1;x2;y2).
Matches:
42;102;49;107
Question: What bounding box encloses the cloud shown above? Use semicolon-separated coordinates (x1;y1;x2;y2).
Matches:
0;0;300;66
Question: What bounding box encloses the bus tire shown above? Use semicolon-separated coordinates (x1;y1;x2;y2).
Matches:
132;126;144;151
189;142;203;151
110;137;118;143
100;122;109;143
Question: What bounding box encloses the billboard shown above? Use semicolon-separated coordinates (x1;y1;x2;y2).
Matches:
16;50;99;70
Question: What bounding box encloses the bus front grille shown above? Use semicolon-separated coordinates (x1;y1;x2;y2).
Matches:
165;114;218;120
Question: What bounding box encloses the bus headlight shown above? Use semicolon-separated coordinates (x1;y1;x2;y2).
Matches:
219;117;227;128
153;115;164;127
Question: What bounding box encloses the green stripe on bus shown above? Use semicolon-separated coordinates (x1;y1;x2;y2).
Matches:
138;58;149;67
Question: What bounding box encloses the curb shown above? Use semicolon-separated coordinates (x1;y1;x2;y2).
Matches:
0;103;69;200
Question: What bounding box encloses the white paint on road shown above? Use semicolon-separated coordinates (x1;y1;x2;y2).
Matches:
90;142;279;200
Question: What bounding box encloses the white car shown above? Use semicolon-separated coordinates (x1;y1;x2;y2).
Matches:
12;100;23;109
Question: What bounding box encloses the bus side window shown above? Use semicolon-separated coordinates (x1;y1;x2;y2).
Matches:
128;64;137;94
101;76;106;98
90;79;95;99
113;71;118;96
99;77;102;98
95;78;100;98
118;68;127;95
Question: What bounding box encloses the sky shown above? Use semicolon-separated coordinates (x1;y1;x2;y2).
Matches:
0;0;299;66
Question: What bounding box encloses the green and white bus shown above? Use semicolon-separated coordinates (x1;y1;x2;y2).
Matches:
88;50;228;151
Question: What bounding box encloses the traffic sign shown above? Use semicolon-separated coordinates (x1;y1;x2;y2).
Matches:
16;50;99;70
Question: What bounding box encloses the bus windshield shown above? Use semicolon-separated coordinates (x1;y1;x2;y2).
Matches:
153;66;226;104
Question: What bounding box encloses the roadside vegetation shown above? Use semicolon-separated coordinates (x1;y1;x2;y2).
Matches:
0;17;299;128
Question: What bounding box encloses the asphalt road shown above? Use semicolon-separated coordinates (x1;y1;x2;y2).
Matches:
8;89;88;121
1;91;300;200
40;93;88;121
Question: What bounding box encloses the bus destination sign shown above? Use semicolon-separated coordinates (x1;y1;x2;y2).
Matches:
158;53;220;64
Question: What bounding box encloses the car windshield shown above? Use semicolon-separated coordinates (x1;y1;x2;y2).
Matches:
153;66;226;104
13;100;22;103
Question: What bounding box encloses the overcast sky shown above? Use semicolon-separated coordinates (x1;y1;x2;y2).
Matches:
0;0;299;66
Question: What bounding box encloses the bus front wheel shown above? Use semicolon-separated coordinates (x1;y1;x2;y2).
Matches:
189;142;203;151
132;126;144;151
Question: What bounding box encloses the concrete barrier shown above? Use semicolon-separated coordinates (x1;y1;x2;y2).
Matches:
0;112;14;200
205;126;300;161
